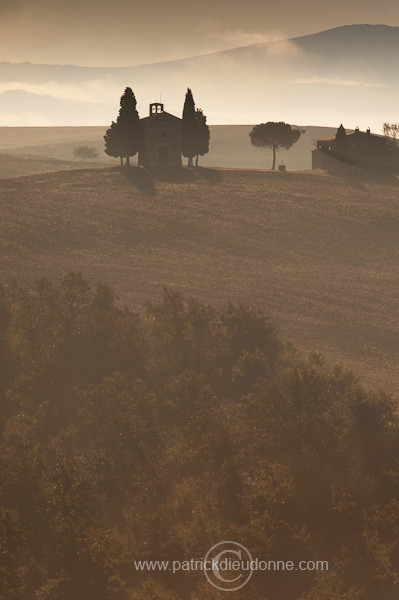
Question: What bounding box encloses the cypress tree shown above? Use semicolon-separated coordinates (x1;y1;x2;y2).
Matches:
335;123;348;159
195;108;210;167
104;121;123;166
104;87;141;167
182;88;199;167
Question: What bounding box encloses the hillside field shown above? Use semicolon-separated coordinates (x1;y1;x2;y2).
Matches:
0;124;337;176
0;151;112;179
0;165;397;393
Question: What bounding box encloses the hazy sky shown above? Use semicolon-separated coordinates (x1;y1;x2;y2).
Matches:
1;0;398;66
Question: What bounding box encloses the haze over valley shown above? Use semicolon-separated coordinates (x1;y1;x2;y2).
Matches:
1;24;398;131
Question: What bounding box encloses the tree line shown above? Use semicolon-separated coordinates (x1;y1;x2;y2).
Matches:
102;87;303;171
0;275;398;600
104;87;210;167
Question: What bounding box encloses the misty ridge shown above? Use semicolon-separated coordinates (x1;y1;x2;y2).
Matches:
0;24;398;128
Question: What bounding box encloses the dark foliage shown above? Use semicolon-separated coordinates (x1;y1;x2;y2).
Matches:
195;109;210;167
182;88;199;167
383;122;399;148
73;146;100;162
104;87;141;167
249;122;302;170
0;275;398;600
335;124;348;157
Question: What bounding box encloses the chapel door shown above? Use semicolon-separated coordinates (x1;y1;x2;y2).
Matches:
159;147;168;165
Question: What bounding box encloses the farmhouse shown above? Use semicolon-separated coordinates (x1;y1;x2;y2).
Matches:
312;125;399;172
138;102;182;167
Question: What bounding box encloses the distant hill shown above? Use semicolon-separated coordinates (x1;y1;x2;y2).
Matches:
1;25;397;84
0;25;397;128
1;167;398;392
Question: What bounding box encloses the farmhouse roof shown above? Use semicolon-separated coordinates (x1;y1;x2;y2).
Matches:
318;130;386;142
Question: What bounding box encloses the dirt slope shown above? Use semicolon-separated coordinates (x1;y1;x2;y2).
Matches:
0;166;397;393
